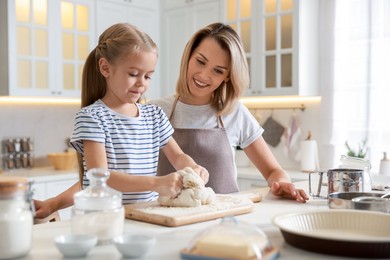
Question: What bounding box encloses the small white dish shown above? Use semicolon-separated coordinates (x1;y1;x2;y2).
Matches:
113;233;156;258
54;234;97;258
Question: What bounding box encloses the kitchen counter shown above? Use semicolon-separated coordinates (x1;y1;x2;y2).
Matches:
23;181;379;260
237;166;390;190
0;166;78;182
237;166;309;182
1;167;79;220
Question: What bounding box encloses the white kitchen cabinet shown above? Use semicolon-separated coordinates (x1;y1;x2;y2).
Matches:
224;0;319;97
162;0;212;10
95;0;159;40
32;173;78;221
95;0;161;100
161;0;222;96
0;0;95;98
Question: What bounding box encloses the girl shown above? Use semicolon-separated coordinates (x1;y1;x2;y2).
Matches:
152;23;308;202
34;23;209;218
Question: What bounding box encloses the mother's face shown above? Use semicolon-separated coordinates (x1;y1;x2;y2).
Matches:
186;37;230;102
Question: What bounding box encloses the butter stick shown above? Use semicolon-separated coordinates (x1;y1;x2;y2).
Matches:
195;234;267;259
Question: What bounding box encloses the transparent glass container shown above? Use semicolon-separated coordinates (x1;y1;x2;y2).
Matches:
72;168;124;244
181;217;277;260
0;176;34;259
339;155;372;191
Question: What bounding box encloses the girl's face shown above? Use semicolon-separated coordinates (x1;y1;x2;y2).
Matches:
101;50;157;104
186;37;230;104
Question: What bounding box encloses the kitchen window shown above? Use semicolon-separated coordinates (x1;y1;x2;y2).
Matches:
320;0;390;172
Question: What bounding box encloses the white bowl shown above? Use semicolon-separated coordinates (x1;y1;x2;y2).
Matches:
113;234;156;258
54;234;97;258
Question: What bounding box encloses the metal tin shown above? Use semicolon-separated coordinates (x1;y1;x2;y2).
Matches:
328;191;388;212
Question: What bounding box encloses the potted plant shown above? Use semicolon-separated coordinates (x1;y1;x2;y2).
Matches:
345;139;367;159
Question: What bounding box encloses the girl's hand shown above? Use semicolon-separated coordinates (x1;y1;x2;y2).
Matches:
191;165;209;184
155;172;183;198
34;199;54;219
270;181;309;203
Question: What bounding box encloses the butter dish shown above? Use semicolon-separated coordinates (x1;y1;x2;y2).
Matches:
180;217;279;260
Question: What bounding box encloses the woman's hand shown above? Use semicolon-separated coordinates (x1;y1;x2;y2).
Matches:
270;181;309;203
155;172;183;198
191;165;209;184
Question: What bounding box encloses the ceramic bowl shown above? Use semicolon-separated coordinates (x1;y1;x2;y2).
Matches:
54;234;97;258
113;233;156;258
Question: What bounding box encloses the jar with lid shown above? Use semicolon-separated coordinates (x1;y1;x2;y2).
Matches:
339;155;372;191
71;168;124;245
0;176;34;259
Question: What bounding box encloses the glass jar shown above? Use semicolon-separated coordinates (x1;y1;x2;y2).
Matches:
0;176;34;259
71;168;124;245
339;155;372;191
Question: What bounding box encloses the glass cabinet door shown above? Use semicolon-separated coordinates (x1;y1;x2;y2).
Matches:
10;0;93;97
226;0;253;92
264;0;293;90
224;0;294;95
60;0;90;94
15;0;50;92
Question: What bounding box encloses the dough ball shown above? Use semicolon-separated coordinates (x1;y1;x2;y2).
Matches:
158;189;201;207
158;167;216;207
180;167;205;189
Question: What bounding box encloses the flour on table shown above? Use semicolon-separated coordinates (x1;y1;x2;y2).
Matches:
158;167;216;207
142;195;253;216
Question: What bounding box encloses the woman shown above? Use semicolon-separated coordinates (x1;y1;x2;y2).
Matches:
152;22;308;202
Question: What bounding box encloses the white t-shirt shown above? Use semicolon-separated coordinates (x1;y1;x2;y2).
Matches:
70;99;173;204
150;95;264;158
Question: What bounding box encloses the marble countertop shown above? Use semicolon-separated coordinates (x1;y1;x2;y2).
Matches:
237;166;308;182
2;165;388;188
237;166;390;189
27;181;382;259
0;166;78;182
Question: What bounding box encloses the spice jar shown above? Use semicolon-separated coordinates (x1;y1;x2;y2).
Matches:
71;168;124;245
0;176;34;259
339;155;372;191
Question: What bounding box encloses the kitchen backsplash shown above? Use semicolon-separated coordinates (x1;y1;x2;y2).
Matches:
248;101;322;170
0;101;323;171
0;103;79;169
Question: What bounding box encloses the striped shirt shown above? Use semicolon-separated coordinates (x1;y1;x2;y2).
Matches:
70;99;173;204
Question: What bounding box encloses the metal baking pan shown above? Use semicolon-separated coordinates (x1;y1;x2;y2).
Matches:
273;210;390;258
328;192;388;212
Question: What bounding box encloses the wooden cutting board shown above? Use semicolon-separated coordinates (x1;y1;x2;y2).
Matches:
124;192;263;227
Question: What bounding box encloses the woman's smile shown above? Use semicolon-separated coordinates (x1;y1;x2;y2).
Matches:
193;78;209;88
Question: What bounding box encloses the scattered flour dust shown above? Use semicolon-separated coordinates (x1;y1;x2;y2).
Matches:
139;195;253;217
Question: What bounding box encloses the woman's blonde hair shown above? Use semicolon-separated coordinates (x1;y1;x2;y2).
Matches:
77;23;157;184
176;22;249;115
81;23;157;108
